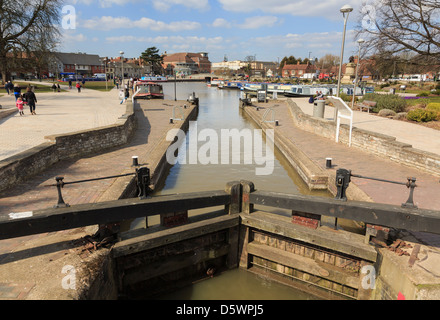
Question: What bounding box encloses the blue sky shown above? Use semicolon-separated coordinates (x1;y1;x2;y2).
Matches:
59;0;366;63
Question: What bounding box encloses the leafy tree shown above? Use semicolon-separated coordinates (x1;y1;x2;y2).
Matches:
140;47;163;74
0;0;61;83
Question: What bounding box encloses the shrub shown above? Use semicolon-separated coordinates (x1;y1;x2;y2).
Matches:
339;92;351;102
407;108;439;122
362;93;407;113
378;109;396;117
417;92;430;97
393;112;407;120
427;103;440;112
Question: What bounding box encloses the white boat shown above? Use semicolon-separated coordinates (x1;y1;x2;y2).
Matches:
207;79;224;87
140;76;167;82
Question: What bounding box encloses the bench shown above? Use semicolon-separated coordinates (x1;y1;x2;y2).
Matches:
359;100;376;113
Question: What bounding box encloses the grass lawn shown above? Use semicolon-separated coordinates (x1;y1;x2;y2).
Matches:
0;81;67;93
59;80;115;92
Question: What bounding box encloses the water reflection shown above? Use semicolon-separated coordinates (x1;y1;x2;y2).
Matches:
156;268;318;300
146;82;327;300
156;82;330;195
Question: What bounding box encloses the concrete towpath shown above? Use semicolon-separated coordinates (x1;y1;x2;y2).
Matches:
247;99;440;245
291;97;440;156
0;94;197;299
0;81;126;161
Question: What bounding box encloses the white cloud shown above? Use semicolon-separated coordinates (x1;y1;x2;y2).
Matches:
105;35;225;52
242;30;358;58
63;32;88;42
211;16;280;29
238;16;279;29
212;18;231;28
217;0;359;18
151;0;209;12
82;16;201;31
71;0;137;7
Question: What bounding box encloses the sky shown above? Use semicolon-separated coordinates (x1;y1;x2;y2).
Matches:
59;0;368;64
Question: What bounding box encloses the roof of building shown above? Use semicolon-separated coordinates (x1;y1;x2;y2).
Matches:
282;63;312;70
54;52;102;66
163;52;210;64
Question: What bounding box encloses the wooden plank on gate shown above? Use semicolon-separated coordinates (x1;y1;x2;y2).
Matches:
0;190;230;240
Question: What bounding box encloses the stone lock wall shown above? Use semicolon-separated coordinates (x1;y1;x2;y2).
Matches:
0;103;137;193
286;100;440;177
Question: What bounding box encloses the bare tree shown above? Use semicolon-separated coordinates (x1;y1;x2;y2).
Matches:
318;54;340;70
0;0;61;83
357;0;440;64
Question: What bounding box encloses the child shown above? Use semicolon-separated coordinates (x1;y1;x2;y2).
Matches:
16;96;24;116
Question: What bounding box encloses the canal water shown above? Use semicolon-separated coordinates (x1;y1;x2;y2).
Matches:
146;81;328;300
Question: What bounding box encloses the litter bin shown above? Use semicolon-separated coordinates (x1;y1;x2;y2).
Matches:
313;100;325;118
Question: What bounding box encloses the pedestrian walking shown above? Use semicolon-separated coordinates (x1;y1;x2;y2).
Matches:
4;81;10;95
76;82;81;93
7;81;13;95
120;87;129;104
13;84;21;101
68;79;72;89
52;83;57;92
23;87;37;115
57;83;61;92
16;96;24;116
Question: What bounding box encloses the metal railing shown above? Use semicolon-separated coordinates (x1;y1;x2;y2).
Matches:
1;177;439;241
44;166;151;208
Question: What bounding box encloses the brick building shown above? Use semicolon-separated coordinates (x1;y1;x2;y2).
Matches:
282;61;315;78
162;52;211;75
51;52;104;78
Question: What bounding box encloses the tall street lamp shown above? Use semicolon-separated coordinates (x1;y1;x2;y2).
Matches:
352;39;365;109
100;57;108;91
335;4;353;120
120;51;124;88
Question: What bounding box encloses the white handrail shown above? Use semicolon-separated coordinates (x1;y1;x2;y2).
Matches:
132;88;141;103
329;96;353;147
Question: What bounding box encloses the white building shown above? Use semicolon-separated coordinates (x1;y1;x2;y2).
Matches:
212;60;247;71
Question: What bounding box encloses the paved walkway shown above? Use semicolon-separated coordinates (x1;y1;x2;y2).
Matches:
0;81;126;161
0;88;195;299
291;97;440;156
250;99;440;248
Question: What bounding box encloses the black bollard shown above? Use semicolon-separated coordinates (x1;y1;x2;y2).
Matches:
54;177;70;208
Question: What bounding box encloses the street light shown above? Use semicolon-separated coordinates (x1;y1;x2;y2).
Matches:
352;39;365;109
100;57;108;91
120;51;124;88
335;4;353;120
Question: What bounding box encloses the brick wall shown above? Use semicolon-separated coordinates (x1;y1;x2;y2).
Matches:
0;103;137;193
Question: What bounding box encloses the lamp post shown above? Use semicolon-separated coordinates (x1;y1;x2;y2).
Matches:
335;4;353;120
352;39;365;109
120;51;124;88
100;57;108;91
